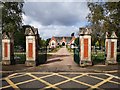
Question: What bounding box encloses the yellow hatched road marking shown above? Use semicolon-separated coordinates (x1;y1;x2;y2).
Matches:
105;73;120;79
1;73;56;89
1;72;120;90
88;74;120;85
8;73;18;78
9;74;26;79
5;77;20;90
16;73;56;85
44;73;88;89
89;76;113;89
57;73;93;87
43;73;103;89
26;73;62;90
1;83;13;90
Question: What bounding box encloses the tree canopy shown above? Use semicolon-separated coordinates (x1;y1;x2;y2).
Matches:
2;2;24;33
87;2;120;46
2;2;24;48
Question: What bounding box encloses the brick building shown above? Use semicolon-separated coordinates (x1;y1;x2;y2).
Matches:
49;36;75;48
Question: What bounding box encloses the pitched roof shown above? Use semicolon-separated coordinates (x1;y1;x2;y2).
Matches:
49;36;75;44
49;36;57;43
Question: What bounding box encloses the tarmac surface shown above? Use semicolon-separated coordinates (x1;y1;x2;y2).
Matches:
1;72;120;90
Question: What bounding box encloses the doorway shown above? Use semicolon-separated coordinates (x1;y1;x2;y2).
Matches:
62;42;65;46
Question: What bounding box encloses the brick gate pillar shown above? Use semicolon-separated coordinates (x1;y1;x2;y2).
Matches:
79;28;92;66
25;27;38;66
105;31;117;65
2;32;14;65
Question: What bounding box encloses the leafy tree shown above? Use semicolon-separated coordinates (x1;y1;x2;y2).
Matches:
87;2;120;47
14;25;31;50
2;2;24;33
2;2;25;50
95;41;99;47
39;38;46;48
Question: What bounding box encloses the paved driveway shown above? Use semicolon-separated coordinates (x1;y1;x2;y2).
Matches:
46;47;76;66
1;72;120;90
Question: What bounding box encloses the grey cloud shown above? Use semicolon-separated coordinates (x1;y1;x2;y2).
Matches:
39;25;78;39
23;2;89;26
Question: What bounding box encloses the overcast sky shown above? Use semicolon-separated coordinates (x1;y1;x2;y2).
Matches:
22;2;90;39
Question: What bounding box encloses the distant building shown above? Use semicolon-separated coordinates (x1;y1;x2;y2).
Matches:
49;36;75;48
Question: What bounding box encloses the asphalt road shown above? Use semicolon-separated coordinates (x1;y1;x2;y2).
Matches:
1;72;120;90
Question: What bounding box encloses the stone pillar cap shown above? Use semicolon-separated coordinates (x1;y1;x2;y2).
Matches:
111;31;117;39
106;31;117;39
25;26;38;36
79;27;92;35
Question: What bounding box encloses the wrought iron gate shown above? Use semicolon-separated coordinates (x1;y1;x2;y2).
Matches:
73;47;80;64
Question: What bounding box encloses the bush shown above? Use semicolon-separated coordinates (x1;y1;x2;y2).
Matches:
92;52;105;64
14;54;26;64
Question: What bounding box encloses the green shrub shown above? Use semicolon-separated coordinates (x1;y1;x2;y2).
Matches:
14;54;26;64
92;52;105;64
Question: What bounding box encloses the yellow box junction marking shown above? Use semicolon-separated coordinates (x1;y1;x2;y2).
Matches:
1;72;120;90
88;76;113;89
1;73;56;89
42;73;94;89
26;73;62;90
5;77;20;90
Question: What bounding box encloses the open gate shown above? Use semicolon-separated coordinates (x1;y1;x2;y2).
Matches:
73;46;80;64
